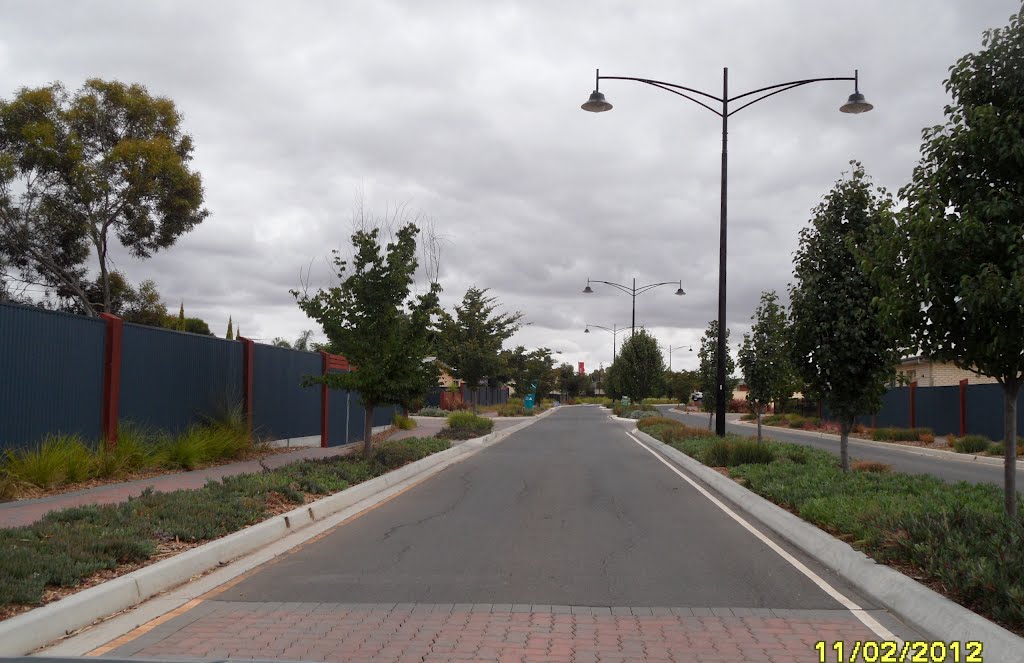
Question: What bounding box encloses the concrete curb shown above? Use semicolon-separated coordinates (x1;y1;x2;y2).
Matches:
0;408;555;656
631;428;1024;661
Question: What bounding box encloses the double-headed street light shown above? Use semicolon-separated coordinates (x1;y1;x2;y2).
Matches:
583;278;685;336
667;344;693;371
583;67;872;436
584;323;632;361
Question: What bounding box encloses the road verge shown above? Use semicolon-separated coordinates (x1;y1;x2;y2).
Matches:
631;427;1024;661
0;408;555;656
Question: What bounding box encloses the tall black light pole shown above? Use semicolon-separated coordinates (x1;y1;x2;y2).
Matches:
582;67;873;436
583;278;685;336
584;323;631;361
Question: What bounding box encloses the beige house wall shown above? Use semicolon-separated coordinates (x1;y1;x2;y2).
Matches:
897;357;998;387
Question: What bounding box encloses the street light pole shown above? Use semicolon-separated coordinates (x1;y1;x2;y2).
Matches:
582;67;872;436
584;323;630;362
667;344;693;371
583;278;685;337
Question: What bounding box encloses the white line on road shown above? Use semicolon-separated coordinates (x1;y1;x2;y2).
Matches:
624;430;901;645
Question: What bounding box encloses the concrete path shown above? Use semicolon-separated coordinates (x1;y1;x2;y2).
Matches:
662;407;1024;486
96;405;918;662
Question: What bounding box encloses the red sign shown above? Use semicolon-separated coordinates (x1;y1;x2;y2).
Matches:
578;361;585;375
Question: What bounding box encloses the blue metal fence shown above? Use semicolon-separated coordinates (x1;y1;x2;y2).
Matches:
253;344;321;441
0;301;106;449
119;323;244;434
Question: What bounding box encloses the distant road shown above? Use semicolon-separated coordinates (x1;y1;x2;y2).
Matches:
658;407;1023;487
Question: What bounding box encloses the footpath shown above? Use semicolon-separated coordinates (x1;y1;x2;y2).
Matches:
0;417;467;528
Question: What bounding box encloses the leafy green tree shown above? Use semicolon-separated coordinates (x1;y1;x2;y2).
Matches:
697;320;737;426
59;270;135;316
272;337;292;348
122;279;167;327
610;329;664;402
226;316;234;340
293;329;314;352
868;8;1024;514
500;346;556;398
180;317;211;335
293;223;440;453
739;291;798;443
0;80;207;316
436;287;522;412
664;369;699;404
554;363;587;402
176;302;185;331
789;164;899;472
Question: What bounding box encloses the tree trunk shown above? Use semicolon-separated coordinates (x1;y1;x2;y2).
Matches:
708;411;713;431
756;405;763;444
839;418;852;472
363;406;374;455
1002;382;1020;517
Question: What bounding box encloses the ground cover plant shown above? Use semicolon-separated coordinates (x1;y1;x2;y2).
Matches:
0;437;449;611
635;416;1024;632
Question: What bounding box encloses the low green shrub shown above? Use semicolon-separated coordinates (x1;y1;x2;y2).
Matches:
740;412;757;421
951;435;991;454
871;427;933;442
437;412;494;440
393;413;417;430
413;406;446;417
642;398;677;405
577;396;613;406
762;414;788;426
3;435;93;489
626;410;657;420
700;438;776;467
496;398;535;417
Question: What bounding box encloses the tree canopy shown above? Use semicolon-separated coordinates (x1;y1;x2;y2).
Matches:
294;223;440;451
608;328;664;402
697;320;737;416
739;290;798;442
0;79;208;316
869;7;1024;514
790;163;899;472
436;287;522;410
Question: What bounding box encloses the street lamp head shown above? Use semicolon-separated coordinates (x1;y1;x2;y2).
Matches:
675;286;686;296
840;91;873;114
583;279;594;294
584;327;591;334
581;90;613;113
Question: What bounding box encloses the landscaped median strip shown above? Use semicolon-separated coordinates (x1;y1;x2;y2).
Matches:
629;418;1024;662
0;407;556;656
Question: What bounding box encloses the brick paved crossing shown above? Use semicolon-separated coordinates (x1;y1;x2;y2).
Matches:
102;601;879;663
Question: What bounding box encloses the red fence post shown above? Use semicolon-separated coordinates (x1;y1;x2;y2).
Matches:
320;351;329;448
239;337;255;435
959;378;968;437
909;381;917;429
99;313;123;450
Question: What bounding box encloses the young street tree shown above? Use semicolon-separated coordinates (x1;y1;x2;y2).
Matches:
697;320;737;428
294;223;440;453
437;287;522;412
0;80;208;316
869;7;1024;515
739;290;798;443
789;163;899;472
499;346;557;400
610;329;664;402
664;369;700;404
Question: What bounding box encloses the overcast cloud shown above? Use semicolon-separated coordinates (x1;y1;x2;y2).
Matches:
0;0;1016;372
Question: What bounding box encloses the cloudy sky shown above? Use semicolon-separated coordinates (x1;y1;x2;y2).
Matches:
1;0;1017;372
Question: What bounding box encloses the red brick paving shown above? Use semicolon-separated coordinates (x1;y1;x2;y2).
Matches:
104;602;880;662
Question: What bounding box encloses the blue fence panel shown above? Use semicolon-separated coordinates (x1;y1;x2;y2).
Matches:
327;386;355;447
425;387;442;408
914;385;960;436
253;344;321;441
965;383;1007;441
0;302;106;449
119;324;243;434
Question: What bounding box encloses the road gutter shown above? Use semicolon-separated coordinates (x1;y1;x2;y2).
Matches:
631;427;1024;661
1;407;556;657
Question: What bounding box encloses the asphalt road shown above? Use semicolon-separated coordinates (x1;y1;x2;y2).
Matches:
219;406;878;610
660;407;1024;486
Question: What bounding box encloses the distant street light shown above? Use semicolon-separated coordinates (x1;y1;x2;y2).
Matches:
583;278;684;336
584;323;632;361
582;67;872;436
667;344;693;371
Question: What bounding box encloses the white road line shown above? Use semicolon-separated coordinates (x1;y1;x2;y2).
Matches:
624;430;901;644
